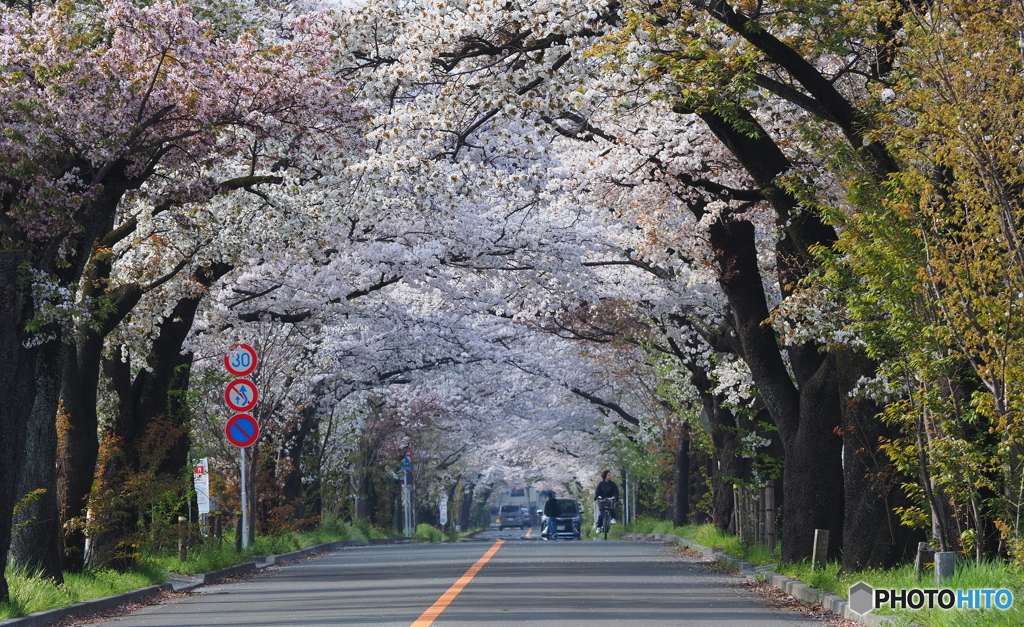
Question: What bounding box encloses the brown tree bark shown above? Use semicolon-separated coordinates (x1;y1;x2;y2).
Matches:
59;271;146;569
836;348;922;570
0;251;37;603
707;214;845;562
9;339;65;582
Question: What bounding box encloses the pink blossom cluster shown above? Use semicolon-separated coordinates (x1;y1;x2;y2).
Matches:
0;0;355;257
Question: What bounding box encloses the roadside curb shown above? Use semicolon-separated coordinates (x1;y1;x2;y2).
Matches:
0;536;422;626
0;584;172;627
625;533;902;627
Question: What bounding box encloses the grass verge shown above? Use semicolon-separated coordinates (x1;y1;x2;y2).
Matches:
0;563;166;620
0;517;393;620
627;520;1024;627
150;518;389;576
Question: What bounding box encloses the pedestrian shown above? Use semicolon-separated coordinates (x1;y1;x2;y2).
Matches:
543;492;559;539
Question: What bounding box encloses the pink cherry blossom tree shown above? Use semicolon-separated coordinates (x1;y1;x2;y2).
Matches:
0;0;358;589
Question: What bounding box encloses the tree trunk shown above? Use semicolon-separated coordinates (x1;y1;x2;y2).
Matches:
459;484;474;530
672;433;690;527
691;448;713;524
710;418;752;533
836;348;921;569
280;402;319;522
58;339;102;571
0;251;37;603
87;351;140;568
709;216;845;561
780;357;845;562
10;338;65;582
59;276;145;568
8;194;137;578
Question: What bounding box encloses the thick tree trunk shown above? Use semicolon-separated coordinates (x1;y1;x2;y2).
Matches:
459;484;474;530
836;349;921;569
674;348;755;534
709;217;845;561
280;402;318;523
58;340;101;571
10;338;65;582
59;270;145;568
691;448;713;524
710;415;753;533
4;189;131;583
87;351;140;568
0;251;37;603
779;356;845;562
695;95;894;563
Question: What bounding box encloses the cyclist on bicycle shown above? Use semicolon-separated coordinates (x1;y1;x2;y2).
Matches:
594;469;619;528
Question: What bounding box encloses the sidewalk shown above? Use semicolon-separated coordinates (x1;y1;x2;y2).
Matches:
0;537;424;627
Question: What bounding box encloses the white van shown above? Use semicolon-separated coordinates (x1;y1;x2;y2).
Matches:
498;504;526;530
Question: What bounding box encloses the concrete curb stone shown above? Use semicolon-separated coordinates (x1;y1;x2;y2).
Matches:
623;532;920;627
0;585;171;627
0;536;418;626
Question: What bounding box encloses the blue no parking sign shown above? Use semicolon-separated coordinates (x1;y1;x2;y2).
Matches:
225;413;260;448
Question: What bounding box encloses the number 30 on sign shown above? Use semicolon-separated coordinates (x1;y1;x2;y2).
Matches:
224;344;258;377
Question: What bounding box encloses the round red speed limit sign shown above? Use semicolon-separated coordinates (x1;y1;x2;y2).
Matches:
224;344;258;377
224;378;259;412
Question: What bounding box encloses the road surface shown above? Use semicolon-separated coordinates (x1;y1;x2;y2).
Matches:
93;530;819;626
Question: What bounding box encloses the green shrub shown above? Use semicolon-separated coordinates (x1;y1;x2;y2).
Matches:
413;524;445;542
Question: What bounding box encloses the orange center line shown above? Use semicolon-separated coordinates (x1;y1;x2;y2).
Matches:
411;539;505;627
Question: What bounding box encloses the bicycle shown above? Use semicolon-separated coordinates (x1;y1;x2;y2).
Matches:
595;496;617;540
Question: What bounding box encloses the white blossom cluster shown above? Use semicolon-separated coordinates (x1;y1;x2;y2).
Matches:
712;357;757;411
73;0;899;495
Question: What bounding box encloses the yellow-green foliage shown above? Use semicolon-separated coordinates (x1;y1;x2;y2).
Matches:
827;0;1024;561
413;524;445;542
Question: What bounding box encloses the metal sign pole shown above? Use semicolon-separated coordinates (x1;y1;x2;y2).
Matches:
225;344;258;551
625;471;630;525
402;484;411;538
240;447;249;549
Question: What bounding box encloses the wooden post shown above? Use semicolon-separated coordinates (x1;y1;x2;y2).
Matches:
733;485;742;542
765;480;776;553
740;486;748;543
747;490;756;544
914;542;934;582
758;485;766;546
178;516;187;561
212;511;222;542
812;529;829;571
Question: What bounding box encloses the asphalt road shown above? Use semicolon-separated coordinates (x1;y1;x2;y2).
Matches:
93;530;818;626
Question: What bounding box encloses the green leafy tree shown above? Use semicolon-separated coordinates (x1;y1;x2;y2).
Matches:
824;0;1024;562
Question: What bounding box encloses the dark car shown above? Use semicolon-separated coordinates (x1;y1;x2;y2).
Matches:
542;498;581;539
499;504;526;530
